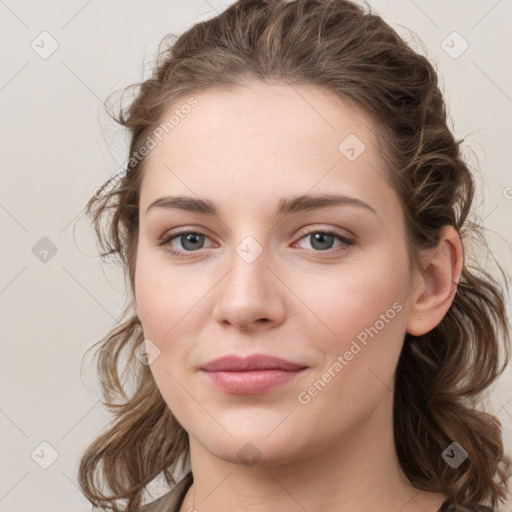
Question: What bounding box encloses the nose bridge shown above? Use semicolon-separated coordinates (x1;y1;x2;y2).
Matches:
225;232;271;301
213;229;285;329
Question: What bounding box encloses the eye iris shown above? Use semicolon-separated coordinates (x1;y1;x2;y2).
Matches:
310;233;334;251
174;232;340;252
181;233;204;250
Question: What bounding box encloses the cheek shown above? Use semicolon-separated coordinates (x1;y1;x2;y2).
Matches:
303;251;409;397
313;254;407;338
134;248;192;337
134;260;198;424
134;253;209;375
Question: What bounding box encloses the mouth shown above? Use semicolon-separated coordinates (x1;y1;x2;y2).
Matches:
200;354;309;395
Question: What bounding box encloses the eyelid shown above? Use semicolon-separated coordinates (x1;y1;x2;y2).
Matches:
291;228;355;254
294;223;355;240
156;227;217;252
157;225;355;257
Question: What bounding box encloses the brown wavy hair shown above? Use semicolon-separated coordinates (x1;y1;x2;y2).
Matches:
78;1;512;511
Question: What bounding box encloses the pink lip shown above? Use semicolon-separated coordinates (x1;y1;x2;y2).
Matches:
200;354;308;395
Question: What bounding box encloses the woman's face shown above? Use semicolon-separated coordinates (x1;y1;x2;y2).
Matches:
135;82;420;466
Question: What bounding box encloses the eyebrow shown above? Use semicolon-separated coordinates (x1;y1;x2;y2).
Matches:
146;193;378;218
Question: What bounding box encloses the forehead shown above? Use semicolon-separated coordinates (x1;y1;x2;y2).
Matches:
139;81;397;221
147;80;379;163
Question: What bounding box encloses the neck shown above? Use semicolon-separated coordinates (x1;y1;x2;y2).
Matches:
180;394;446;512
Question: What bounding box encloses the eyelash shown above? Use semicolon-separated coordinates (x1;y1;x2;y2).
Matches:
157;228;355;259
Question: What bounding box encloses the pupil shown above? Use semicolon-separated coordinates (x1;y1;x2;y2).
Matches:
179;233;334;251
312;233;333;250
183;233;203;250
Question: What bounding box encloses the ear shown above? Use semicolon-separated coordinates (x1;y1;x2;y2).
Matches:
406;225;464;336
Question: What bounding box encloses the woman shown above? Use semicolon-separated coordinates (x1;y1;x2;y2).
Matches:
78;1;511;511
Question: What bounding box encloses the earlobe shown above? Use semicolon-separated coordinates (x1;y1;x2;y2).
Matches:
406;225;464;337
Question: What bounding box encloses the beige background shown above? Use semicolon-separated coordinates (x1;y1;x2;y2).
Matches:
0;1;511;511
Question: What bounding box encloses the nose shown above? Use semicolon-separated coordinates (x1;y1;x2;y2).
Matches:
212;241;286;331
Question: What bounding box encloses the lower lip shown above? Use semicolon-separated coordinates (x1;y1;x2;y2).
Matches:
201;369;307;394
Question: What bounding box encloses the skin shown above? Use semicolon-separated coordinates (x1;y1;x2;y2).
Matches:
134;81;463;512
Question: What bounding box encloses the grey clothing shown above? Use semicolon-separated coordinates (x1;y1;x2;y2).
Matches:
136;472;193;512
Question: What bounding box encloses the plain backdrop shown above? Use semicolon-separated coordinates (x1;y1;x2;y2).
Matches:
0;1;511;511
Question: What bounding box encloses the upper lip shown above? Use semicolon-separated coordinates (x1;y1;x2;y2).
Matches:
201;354;307;372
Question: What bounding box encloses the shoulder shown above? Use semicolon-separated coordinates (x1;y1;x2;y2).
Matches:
136;472;193;512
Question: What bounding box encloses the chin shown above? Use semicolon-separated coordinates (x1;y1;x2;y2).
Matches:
196;436;303;468
188;418;317;468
